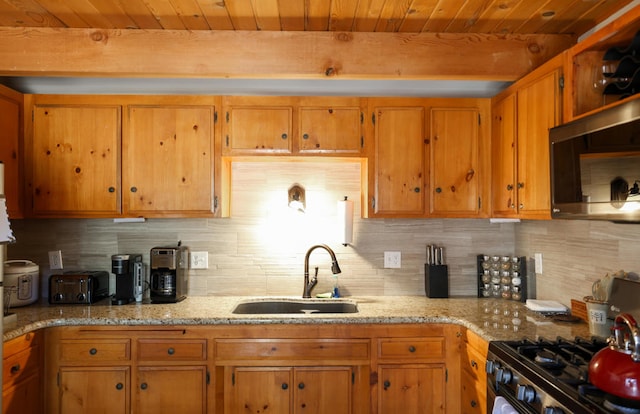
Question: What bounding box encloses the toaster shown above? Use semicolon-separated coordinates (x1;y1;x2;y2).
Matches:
49;271;110;304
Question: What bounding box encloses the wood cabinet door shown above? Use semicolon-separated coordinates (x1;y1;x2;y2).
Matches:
224;106;292;154
124;105;214;216
378;364;445;414
491;94;518;217
3;372;40;414
298;107;362;154
226;367;291;413
293;367;352;414
31;105;120;216
430;108;480;216
0;88;22;218
516;69;561;219
136;366;207;414
371;107;426;216
58;366;129;414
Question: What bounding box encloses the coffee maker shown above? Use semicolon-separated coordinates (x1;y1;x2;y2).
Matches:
111;254;143;305
150;246;188;303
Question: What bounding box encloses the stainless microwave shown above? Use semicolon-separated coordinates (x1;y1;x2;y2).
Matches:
549;99;640;222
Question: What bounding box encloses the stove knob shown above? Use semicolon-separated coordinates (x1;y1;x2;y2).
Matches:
544;407;565;414
485;360;498;374
516;384;536;403
496;368;512;384
54;293;64;302
77;293;86;302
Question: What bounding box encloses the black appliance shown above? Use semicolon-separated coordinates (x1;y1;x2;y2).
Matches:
150;246;188;303
111;254;143;305
549;98;640;222
487;336;640;414
49;271;110;304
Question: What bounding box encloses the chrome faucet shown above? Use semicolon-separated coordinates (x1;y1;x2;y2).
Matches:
303;244;342;298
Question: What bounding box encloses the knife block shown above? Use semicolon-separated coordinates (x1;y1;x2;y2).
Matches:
425;264;448;298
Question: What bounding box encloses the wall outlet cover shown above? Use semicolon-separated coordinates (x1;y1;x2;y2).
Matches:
48;250;63;270
384;251;401;269
190;251;209;269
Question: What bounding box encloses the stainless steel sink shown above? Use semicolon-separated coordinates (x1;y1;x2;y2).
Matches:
232;298;358;314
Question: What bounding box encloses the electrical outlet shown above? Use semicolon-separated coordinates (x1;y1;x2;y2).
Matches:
384;251;401;269
190;251;209;269
534;252;543;274
48;250;63;270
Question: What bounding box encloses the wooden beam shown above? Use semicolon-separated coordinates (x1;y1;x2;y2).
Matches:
0;27;575;81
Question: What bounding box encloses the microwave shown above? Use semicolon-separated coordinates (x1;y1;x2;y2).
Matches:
549;98;640;223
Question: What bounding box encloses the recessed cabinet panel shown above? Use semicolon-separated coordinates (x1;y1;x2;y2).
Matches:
58;367;130;414
136;366;207;414
299;107;361;153
125;105;214;215
225;106;292;153
294;367;352;414
227;367;291;413
378;364;446;413
491;94;517;217
31;105;120;216
0;91;22;217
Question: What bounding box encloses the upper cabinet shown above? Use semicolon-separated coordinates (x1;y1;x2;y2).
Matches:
26;95;220;218
491;55;563;219
222;96;365;156
0;85;23;218
367;98;490;218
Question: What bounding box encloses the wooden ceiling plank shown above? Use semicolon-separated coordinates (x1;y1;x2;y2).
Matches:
489;1;548;35
278;0;304;31
167;0;211;30
544;0;633;36
420;0;468;33
443;0;492;33
329;0;359;31
196;0;235;30
374;0;414;32
352;0;386;32
87;0;141;29
29;0;94;27
250;0;281;31
462;0;522;33
0;0;65;27
115;0;163;29
50;0;119;28
306;0;331;31
140;0;188;29
0;27;575;81
397;0;439;33
225;0;257;30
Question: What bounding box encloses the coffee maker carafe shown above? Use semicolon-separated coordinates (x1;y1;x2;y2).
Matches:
111;254;143;305
150;246;188;303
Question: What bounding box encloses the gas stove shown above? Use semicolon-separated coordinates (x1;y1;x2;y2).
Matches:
488;336;640;414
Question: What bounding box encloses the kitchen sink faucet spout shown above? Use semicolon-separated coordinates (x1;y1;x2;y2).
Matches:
303;244;341;298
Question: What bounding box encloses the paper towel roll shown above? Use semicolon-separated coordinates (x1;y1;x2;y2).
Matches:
337;197;354;245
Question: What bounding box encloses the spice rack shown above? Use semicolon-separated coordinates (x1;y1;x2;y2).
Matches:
476;255;527;302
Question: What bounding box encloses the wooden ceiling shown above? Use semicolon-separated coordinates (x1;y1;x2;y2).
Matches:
0;0;634;36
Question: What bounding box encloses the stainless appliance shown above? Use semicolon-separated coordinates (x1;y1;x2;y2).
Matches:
48;271;110;304
487;337;611;413
111;254;143;305
150;246;188;303
549;98;640;222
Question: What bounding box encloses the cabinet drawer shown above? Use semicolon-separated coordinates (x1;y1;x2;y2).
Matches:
3;344;40;388
137;339;207;361
59;339;131;362
462;344;486;382
461;372;486;414
216;339;370;362
378;337;445;360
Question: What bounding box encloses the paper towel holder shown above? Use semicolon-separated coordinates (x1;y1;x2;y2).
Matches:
337;196;354;246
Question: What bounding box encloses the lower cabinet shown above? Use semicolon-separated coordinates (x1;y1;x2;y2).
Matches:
378;364;446;413
2;332;42;414
136;366;207;414
58;366;129;413
460;329;488;414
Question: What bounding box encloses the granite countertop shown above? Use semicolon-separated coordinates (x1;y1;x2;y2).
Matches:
2;296;591;342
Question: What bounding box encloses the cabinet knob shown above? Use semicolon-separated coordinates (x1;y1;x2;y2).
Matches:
383;380;391;390
130;186;137;193
471;360;478;369
303;133;309;140
298;382;305;389
281;383;289;390
10;364;20;374
465;169;475;182
435;187;442;193
506;184;513;191
89;348;97;355
519;203;524;209
167;347;175;355
116;383;124;390
108;186;115;193
414;187;420;193
517;182;524;189
141;383;148;390
471;400;477;407
281;133;288;140
408;345;416;353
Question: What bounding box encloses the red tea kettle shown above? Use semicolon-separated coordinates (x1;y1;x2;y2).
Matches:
589;313;640;400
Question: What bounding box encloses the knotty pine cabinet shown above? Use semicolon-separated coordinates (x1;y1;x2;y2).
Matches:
0;85;23;218
460;329;488;414
3;332;42;414
367;98;490;218
25;95;219;218
491;56;563;219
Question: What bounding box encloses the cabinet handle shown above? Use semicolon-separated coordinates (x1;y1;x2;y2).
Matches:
465;169;475;182
471;360;478;369
408;345;416;353
108;186;115;193
140;383;148;390
383;380;391;390
130;186;137;193
89;348;97;355
281;133;288;140
281;383;288;390
435;187;442;193
10;364;20;374
167;347;175;355
298;382;305;389
303;133;309;140
506;184;513;191
116;383;124;390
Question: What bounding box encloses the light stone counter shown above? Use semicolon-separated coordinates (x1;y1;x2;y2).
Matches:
2;296;590;343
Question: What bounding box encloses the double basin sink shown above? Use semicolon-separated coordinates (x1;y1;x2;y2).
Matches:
232;298;358;314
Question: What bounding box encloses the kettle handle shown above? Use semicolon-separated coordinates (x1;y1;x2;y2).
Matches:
613;313;640;362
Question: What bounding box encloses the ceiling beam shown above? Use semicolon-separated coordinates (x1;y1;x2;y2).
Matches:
0;27;575;81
